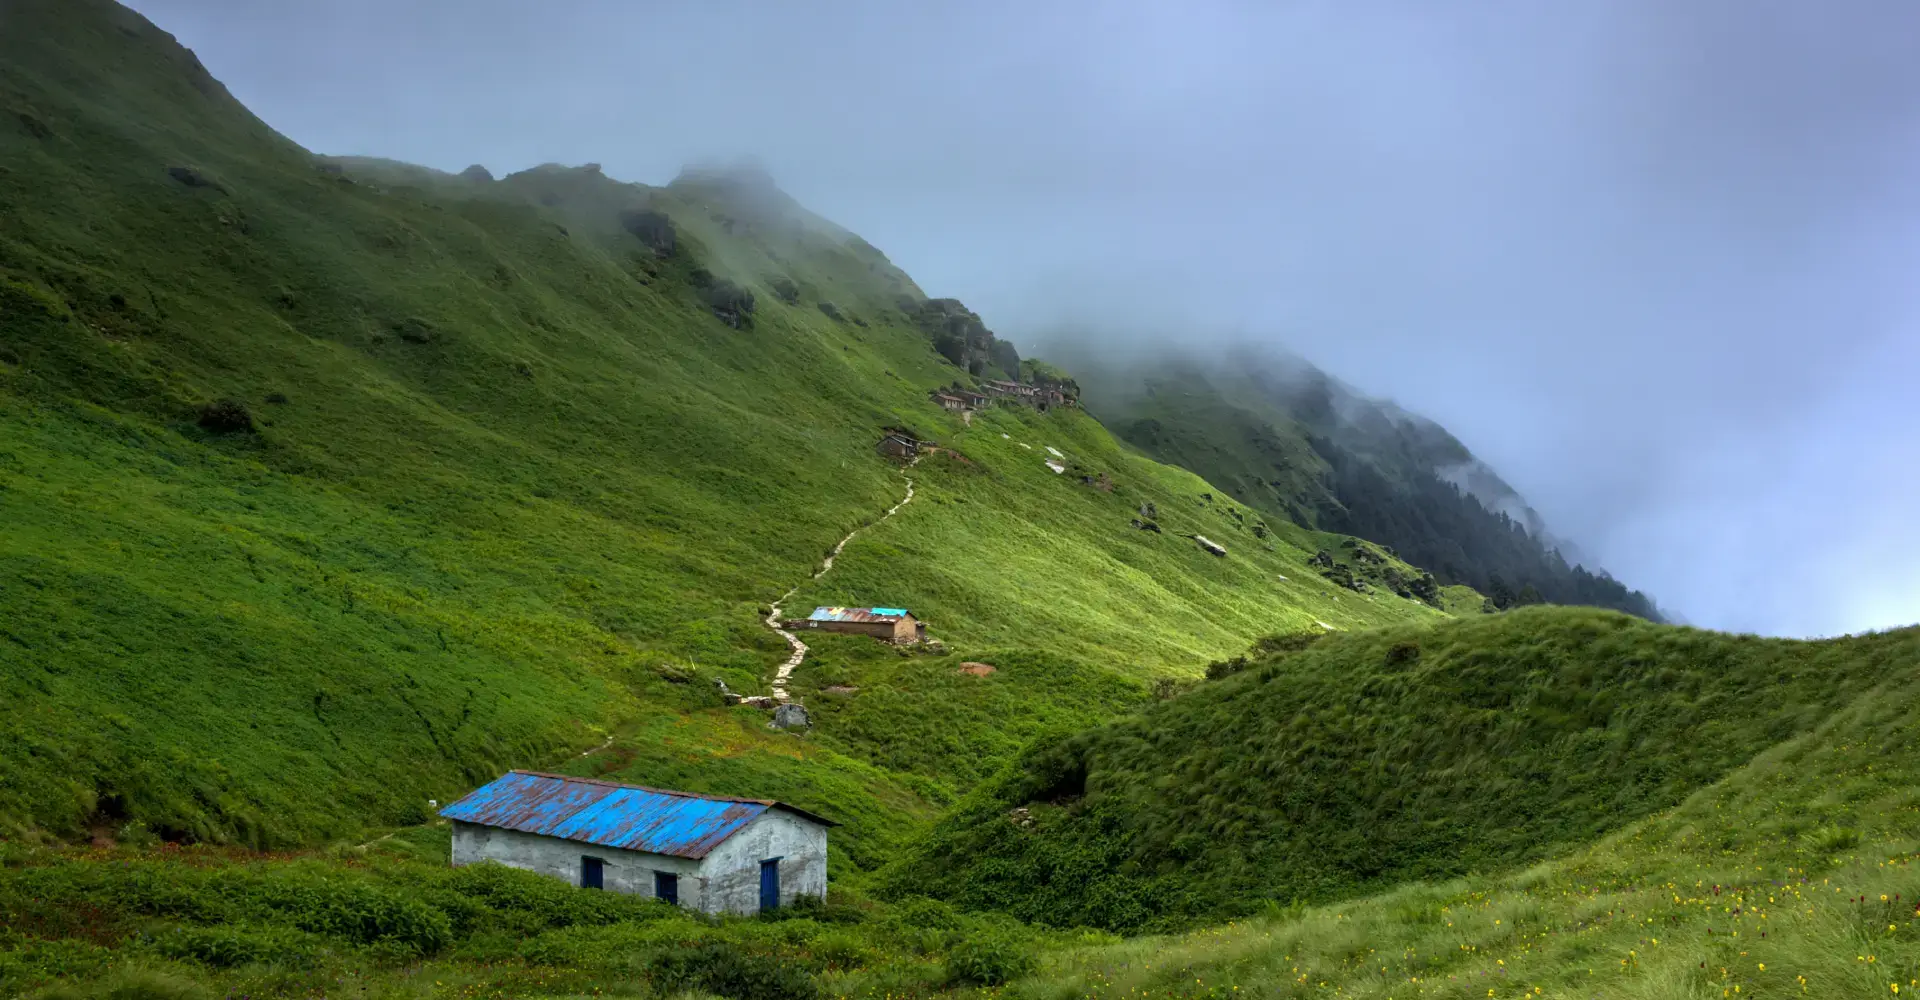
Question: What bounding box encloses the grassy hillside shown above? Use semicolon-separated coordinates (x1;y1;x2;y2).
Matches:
1048;344;1661;619
897;607;1919;931
4;625;1918;1000
0;0;1452;862
1019;624;1920;999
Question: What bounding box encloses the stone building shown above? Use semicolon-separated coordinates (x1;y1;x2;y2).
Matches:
876;433;918;459
440;771;834;915
783;606;925;644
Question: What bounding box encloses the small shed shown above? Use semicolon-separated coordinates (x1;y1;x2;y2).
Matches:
930;392;967;412
440;771;835;915
788;606;924;644
876;434;918;459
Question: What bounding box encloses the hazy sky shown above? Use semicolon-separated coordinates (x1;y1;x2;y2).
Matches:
128;0;1920;637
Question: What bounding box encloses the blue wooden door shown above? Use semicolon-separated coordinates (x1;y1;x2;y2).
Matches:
581;856;603;890
759;858;780;911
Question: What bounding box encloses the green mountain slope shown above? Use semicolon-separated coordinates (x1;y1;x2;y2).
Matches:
1021;630;1920;998
897;606;1918;931
0;0;1454;858
1046;342;1662;619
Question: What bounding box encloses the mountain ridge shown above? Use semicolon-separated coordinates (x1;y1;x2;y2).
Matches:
1038;337;1663;619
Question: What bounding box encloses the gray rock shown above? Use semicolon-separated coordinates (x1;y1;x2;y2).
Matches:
770;702;811;729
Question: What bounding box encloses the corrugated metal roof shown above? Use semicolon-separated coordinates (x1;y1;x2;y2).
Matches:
807;606;913;623
438;771;835;859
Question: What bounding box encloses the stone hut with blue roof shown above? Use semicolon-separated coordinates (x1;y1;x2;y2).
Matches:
782;606;925;644
440;771;835;914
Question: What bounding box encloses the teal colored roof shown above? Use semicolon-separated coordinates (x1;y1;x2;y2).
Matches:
439;771;834;859
807;606;912;622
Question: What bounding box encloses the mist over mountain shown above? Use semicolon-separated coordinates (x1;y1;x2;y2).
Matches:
1038;335;1661;619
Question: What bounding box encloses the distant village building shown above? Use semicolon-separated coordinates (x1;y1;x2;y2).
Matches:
930;392;967;412
784;606;925;644
982;379;1033;401
440;771;834;915
875;433;918;459
975;379;1073;412
957;390;991;409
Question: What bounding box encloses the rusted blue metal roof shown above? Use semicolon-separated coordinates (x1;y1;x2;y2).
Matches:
439;771;835;859
807;606;912;622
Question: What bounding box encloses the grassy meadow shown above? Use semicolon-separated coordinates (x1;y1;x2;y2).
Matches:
5;614;1918;1000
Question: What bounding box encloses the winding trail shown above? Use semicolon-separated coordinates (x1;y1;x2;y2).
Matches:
765;456;921;703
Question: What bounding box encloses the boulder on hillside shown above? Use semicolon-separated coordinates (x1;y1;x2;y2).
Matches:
17;110;52;139
197;398;253;433
619;208;676;255
704;279;756;328
166;165;224;192
770;703;811;730
768;275;800;305
817;301;844;321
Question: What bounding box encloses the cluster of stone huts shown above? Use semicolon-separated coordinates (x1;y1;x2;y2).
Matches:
930;380;1072;414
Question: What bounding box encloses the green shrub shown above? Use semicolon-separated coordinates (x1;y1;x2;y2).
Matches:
150;923;318;968
944;931;1035;987
644;941;816;1000
261;879;452;955
441;860;666;932
0;273;70;320
805;930;875;971
195;399;252;433
1805;825;1860;854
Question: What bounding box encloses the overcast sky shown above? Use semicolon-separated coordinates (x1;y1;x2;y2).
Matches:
128;0;1920;637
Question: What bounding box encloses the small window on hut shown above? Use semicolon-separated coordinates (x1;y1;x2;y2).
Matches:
654;871;679;905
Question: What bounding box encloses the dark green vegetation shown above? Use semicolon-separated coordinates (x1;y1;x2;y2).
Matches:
0;830;1062;999
900;607;1920;932
1049;344;1661;619
0;0;1440;859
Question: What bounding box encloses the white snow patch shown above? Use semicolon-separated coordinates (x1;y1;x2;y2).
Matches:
1275;574;1288;581
1045;459;1066;474
1001;433;1010;439
1046;446;1064;458
1019;442;1032;449
1315;620;1338;630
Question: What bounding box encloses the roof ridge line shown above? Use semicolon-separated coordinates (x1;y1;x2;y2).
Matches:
504;770;839;826
508;769;777;806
